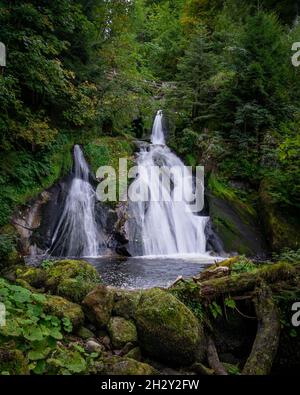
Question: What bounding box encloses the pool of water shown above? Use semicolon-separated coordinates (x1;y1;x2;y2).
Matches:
84;254;222;289
27;253;223;289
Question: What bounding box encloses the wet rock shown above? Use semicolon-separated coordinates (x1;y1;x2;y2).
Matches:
207;182;268;256
136;288;205;366
82;285;114;328
43;295;84;330
107;317;138;349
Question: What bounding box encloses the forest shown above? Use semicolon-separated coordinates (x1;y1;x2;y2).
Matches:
0;0;300;378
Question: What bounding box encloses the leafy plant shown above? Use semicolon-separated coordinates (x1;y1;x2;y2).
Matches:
0;278;73;373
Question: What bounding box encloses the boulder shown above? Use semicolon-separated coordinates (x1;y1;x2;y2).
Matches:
112;290;142;320
43;295;84;330
15;266;47;289
97;356;156;375
82;285;114;328
45;259;101;303
135;288;205;366
107;317;138;349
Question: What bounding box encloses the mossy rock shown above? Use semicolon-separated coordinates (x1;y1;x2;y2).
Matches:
126;347;142;361
82;285;114;329
112;290;142;320
97;356;156;375
107;317;138;349
135;288;205;366
43;295;84;330
15;266;47;289
0;346;29;375
76;326;95;340
45;259;101;302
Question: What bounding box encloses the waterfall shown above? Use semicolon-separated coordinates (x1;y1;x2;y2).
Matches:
130;111;209;256
49;145;102;257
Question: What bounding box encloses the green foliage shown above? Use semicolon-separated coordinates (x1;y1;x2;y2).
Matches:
231;256;257;274
209;301;222;319
273;248;300;264
0;278;73;373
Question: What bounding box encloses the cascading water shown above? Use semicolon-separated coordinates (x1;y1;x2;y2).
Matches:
130;111;209;256
49;145;102;257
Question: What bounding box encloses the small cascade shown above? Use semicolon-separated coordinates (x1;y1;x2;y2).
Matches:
49;145;102;257
130;111;209;256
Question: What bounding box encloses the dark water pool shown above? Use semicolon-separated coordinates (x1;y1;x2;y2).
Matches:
27;254;222;289
84;255;220;289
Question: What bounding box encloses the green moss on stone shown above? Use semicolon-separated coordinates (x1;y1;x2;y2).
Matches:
45;259;101;302
97;356;156;375
107;317;138;349
135;288;205;366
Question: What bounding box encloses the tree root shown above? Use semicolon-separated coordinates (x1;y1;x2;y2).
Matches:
242;283;281;375
207;336;228;375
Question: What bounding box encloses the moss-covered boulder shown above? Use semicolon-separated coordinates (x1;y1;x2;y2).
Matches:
97;356;156;375
45;259;101;303
135;288;205;366
82;285;114;328
112;290;142;320
107;317;138;349
15;266;47;289
0;346;29;375
43;295;84;330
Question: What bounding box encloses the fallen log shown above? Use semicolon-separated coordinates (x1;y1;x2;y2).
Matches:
198;262;297;300
242;284;281;375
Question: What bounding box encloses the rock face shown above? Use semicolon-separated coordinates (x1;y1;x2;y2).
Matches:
82;285;114;328
259;182;300;251
207;189;268;257
135;288;205;366
107;317;138;349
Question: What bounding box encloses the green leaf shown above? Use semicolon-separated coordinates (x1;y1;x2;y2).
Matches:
225;298;236;309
